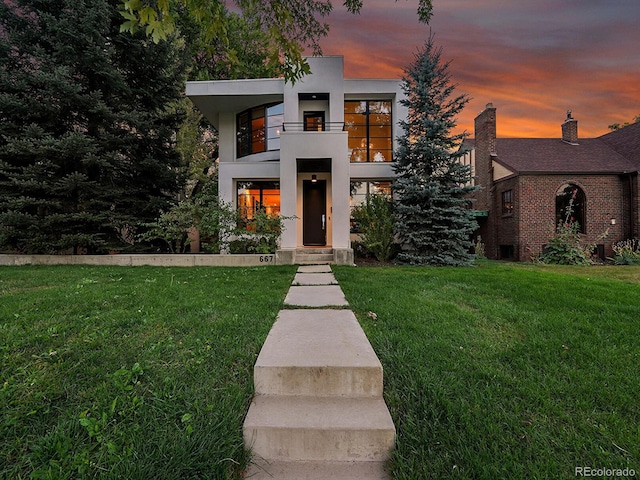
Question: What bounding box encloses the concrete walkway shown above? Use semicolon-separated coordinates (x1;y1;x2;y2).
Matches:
243;265;395;479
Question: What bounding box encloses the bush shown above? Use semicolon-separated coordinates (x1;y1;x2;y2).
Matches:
351;193;396;262
140;182;288;255
611;238;640;265
536;221;608;266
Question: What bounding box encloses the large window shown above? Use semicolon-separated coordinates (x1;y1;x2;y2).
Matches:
556;183;586;233
237;103;284;157
237;181;280;225
345;101;392;163
350;180;392;232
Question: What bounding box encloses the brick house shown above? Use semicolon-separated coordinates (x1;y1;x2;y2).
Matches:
466;103;640;261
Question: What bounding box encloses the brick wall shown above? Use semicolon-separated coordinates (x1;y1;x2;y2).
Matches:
518;175;627;259
472;104;498;257
493;177;520;259
470;105;636;261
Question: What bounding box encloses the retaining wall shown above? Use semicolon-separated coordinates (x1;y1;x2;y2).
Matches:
0;254;278;267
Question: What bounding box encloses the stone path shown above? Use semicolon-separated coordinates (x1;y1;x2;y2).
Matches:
243;265;395;479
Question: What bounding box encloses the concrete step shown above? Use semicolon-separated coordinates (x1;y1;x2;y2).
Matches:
297;248;333;254
254;309;383;397
245;459;390;479
297;265;332;273
295;253;334;265
243;395;395;462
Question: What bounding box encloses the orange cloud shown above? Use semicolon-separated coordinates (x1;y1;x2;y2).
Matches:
320;1;640;140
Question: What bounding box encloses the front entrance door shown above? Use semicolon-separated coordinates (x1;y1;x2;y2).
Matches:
303;179;327;246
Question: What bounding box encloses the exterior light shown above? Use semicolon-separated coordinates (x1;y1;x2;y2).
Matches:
311;175;317;183
611;218;616;225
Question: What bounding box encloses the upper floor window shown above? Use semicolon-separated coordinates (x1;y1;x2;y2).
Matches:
304;111;325;131
502;189;514;215
345;101;392;163
556;183;586;233
237;103;283;158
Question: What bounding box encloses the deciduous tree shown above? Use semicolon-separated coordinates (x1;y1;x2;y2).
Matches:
119;0;434;82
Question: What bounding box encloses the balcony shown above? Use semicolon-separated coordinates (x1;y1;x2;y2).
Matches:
282;122;345;133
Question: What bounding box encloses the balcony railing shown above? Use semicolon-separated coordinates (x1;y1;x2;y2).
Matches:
282;122;345;132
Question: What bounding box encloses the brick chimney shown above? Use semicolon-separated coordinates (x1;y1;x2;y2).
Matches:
474;103;497;155
561;110;578;144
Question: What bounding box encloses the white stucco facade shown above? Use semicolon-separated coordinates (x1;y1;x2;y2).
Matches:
186;56;406;264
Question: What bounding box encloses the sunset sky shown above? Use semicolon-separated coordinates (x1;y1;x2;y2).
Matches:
320;0;640;138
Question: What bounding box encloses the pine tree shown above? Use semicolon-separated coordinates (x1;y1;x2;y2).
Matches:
393;35;478;266
0;0;187;253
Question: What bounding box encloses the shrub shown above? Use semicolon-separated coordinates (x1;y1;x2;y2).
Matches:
351;193;396;262
536;222;591;265
228;209;287;254
611;238;640;265
474;235;486;259
536;221;607;266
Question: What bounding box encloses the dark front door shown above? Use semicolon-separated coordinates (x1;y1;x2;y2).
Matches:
303;179;327;246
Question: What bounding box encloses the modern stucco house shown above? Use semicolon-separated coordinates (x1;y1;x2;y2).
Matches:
186;56;406;265
465;103;640;261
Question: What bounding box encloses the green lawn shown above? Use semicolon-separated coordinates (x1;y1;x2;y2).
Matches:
2;262;639;479
1;265;296;479
333;261;640;479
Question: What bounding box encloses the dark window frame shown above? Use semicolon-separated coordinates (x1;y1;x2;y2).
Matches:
236;103;283;158
236;181;281;226
502;189;514;216
349;180;393;233
303;111;325;131
345;100;393;163
555;183;586;234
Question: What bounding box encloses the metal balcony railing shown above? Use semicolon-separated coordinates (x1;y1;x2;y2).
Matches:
282;122;345;132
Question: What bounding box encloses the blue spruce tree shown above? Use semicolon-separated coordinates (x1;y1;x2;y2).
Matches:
393;35;478;265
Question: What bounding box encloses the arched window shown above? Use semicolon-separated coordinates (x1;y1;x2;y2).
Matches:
555;183;586;233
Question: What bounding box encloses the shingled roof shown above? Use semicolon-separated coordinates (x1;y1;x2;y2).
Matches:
492;137;635;174
465;120;640;175
598;121;640;170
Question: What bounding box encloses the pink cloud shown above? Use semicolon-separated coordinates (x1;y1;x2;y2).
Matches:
320;0;640;138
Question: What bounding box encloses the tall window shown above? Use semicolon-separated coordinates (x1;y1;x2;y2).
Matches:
349;180;392;232
237;181;280;225
345;101;392;163
502;189;514;215
237;103;283;157
556;183;586;233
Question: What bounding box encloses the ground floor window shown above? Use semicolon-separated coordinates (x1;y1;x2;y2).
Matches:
556;183;585;233
237;181;280;226
350;180;392;233
502;189;514;215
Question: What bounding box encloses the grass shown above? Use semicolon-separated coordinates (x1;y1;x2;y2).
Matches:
1;265;296;480
333;261;640;479
3;262;639;479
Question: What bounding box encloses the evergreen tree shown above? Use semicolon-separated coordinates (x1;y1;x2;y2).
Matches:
0;0;187;253
393;35;478;266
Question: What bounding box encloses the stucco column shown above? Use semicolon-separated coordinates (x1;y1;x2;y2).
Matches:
279;132;298;250
331;134;350;249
